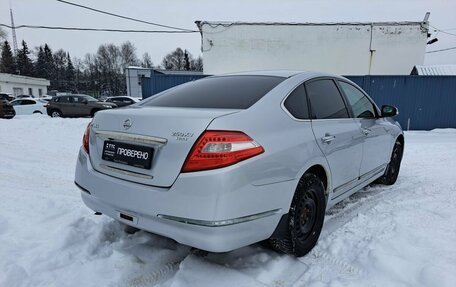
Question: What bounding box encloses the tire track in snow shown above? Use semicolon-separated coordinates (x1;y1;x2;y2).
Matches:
124;260;183;287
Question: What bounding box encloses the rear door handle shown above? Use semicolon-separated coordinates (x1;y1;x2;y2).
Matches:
321;135;336;144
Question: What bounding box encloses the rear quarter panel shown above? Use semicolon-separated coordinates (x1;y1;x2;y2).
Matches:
207;75;332;209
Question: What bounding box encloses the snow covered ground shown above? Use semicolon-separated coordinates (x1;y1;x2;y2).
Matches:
1;115;455;287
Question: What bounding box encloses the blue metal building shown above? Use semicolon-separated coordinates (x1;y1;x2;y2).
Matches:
141;72;456;130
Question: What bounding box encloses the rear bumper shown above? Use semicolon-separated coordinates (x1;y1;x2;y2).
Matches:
74;148;295;252
0;111;15;119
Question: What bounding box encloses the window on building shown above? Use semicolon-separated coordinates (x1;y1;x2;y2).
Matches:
28;88;33;96
13;88;23;96
39;89;43;96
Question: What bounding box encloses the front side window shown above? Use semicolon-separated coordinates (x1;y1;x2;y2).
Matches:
284;84;309;119
11;100;21;106
338;81;376;118
306;79;349;119
141;76;285;109
81;95;99;102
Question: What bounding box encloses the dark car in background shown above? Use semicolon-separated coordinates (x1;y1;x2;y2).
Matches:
0;93;14;102
105;96;140;107
46;94;117;118
0;99;16;119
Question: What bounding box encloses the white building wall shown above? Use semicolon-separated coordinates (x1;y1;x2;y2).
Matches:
198;22;428;75
0;73;50;97
125;67;151;98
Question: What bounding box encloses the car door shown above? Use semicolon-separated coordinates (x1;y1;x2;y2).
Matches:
21;99;37;114
71;96;86;116
11;100;24;114
306;79;364;198
57;96;73;116
111;98;125;107
337;81;393;179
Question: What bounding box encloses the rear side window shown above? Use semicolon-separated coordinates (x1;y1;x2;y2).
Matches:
141;76;285;109
284;84;309;119
22;100;35;105
306;79;349;119
338;81;376;118
56;96;70;103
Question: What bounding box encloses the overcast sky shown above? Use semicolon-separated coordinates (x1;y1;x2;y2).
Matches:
1;0;455;66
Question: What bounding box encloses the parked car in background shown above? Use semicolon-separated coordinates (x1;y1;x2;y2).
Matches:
16;95;35;99
74;71;404;257
0;93;14;102
105;96;140;108
46;94;117;118
10;98;47;115
39;96;53;102
0;98;15;119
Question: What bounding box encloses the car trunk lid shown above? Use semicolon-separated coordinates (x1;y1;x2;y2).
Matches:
89;106;240;187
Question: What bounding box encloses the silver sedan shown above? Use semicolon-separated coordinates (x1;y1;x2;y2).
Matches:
74;71;403;257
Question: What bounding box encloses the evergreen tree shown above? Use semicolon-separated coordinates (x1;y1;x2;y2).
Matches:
184;50;190;71
0;41;16;74
43;44;55;86
16;40;34;76
34;46;46;78
53;49;67;91
65;52;75;91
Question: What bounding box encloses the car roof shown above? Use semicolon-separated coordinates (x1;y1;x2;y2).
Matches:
13;97;35;101
214;70;342;79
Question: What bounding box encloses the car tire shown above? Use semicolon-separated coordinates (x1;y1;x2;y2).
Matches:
91;109;100;117
269;173;326;257
50;110;62;118
375;139;403;185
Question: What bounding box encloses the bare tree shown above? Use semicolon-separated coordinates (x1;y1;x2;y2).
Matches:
191;55;203;71
0;28;6;40
120;41;138;69
141;52;153;68
162;48;186;70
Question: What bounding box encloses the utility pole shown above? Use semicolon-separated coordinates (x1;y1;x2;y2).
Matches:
10;8;18;55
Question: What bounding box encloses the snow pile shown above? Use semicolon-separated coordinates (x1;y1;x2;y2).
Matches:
1;115;455;287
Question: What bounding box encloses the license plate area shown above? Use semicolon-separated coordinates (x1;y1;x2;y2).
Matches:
102;140;153;169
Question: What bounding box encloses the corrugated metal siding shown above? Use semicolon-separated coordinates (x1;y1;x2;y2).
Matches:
142;71;208;99
413;65;456;76
142;74;456;130
347;76;456;130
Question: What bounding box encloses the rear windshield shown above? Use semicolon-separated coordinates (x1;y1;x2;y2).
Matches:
140;75;285;109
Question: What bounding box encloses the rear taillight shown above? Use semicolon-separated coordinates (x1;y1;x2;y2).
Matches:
182;130;264;172
82;123;91;153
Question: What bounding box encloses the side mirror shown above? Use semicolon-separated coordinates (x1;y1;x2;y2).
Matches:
82;99;88;104
381;105;399;117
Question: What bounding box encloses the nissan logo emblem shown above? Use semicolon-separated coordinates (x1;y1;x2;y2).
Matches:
123;118;132;130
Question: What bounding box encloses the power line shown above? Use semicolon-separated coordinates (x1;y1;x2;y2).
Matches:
0;23;197;33
430;25;456;37
55;0;198;32
426;46;456;53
